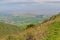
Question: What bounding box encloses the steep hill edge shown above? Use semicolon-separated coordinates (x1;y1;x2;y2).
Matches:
0;13;60;40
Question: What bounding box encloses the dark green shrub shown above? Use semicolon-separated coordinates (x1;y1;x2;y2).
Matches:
26;24;35;29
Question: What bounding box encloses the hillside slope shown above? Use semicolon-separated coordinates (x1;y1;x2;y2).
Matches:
0;22;21;39
0;13;60;40
18;13;60;40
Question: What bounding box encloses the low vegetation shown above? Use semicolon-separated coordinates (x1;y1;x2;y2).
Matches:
26;24;35;29
0;22;21;38
0;13;60;40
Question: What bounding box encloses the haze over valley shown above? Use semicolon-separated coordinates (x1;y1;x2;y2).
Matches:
0;0;60;40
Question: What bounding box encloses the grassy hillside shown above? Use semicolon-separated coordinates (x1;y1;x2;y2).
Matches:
17;13;60;40
0;22;21;39
46;13;60;40
0;13;60;40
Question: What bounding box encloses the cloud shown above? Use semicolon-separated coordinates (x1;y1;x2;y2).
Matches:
0;0;60;6
44;1;60;6
0;0;60;9
44;0;60;3
0;0;60;4
2;0;60;2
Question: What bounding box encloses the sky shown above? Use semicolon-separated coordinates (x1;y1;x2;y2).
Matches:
0;0;60;3
0;0;60;13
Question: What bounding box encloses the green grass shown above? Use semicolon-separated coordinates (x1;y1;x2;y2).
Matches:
46;14;60;40
0;22;21;38
46;21;60;40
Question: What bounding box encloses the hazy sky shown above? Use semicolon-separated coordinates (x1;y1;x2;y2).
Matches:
0;0;60;12
0;0;60;3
